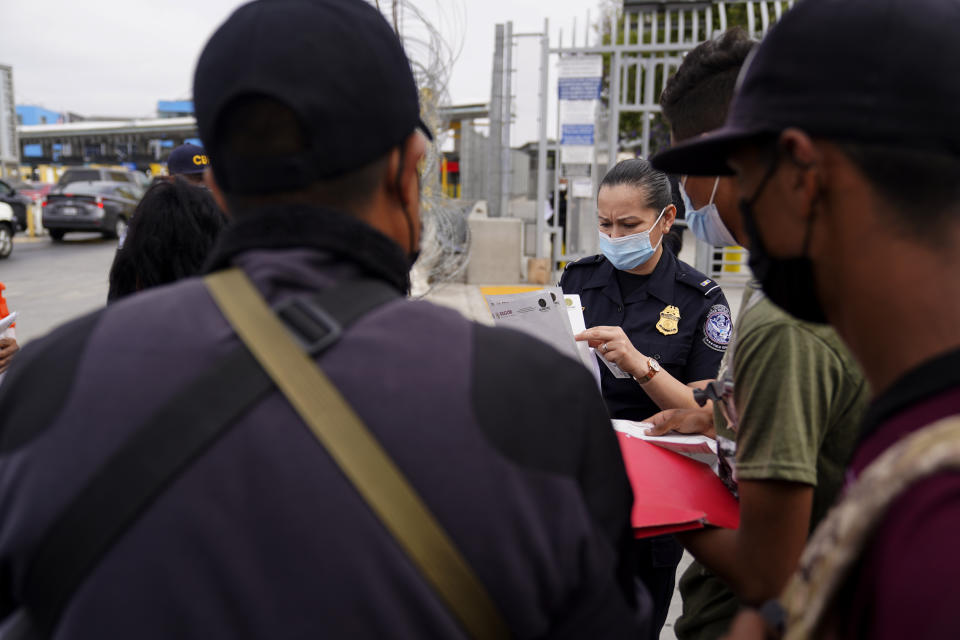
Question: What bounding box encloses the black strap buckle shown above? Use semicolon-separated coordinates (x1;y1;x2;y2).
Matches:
274;296;343;356
694;382;723;407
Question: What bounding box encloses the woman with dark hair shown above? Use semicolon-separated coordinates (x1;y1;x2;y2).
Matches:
108;178;228;302
560;158;731;639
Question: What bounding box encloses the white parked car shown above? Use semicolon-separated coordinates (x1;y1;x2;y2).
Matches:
0;201;14;259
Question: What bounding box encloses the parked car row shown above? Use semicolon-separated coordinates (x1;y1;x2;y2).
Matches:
0;179;34;232
43;168;145;242
0;178;47;259
43;182;138;241
0;168;146;259
0;202;14;259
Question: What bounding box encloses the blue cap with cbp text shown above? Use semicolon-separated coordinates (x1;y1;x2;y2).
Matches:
652;0;960;176
167;143;209;176
192;0;432;195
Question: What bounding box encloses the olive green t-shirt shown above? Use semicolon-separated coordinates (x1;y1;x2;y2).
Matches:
675;284;869;640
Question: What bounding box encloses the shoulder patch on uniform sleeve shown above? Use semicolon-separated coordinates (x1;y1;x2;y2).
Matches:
703;304;732;352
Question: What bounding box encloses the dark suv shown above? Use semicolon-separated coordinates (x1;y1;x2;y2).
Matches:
55;169;145;197
43;176;141;241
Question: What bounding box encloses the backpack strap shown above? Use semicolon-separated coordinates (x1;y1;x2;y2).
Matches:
13;273;400;638
204;268;510;640
780;414;960;639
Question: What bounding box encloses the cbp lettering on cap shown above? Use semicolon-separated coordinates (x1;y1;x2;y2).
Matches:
167;143;209;185
654;0;960;638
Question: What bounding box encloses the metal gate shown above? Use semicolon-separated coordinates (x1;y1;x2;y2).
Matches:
533;0;795;278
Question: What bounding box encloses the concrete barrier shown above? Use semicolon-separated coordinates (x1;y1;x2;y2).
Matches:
466;216;524;285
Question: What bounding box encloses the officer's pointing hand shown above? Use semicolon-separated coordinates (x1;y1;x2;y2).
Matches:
574;326;645;376
644;407;716;439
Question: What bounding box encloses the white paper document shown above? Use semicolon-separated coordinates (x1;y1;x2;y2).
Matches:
487;288;652;386
486;288;579;359
486;289;602;386
596;351;632;379
561;295;630;379
0;312;17;336
562;294;601;385
0;312;15;387
613;419;719;469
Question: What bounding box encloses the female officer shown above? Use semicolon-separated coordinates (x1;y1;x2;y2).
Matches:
561;158;730;420
560;158;730;639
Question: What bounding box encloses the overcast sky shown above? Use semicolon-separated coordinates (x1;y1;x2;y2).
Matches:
3;0;607;146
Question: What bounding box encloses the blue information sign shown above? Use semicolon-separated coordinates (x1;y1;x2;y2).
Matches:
561;124;595;146
558;77;603;101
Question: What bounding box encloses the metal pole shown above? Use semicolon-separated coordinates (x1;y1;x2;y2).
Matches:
488;24;505;217
554;25;565;266
608;50;621;170
535;18;549;259
501;21;513;220
554;74;563;262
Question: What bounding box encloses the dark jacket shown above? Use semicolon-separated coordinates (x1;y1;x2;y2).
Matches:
0;206;641;638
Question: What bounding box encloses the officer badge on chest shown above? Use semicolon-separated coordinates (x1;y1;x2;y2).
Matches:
656;305;681;336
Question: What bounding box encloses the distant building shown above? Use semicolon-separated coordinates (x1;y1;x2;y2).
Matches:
157;100;194;118
16;105;65;126
1;66;18;177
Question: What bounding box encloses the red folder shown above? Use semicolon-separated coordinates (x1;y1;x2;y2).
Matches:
616;431;740;539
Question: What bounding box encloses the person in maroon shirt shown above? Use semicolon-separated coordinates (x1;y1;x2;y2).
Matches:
650;0;960;637
840;356;960;638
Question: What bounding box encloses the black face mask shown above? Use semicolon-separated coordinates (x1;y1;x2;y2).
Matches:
406;227;422;268
396;152;423;268
738;154;828;324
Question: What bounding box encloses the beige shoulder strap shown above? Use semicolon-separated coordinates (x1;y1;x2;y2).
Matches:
781;414;960;639
204;268;509;640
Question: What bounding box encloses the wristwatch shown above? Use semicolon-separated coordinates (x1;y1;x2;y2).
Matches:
633;358;661;385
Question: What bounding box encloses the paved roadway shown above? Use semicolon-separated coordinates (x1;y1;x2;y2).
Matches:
1;233;116;344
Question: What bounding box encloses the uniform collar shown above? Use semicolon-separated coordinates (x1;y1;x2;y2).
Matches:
581;251;677;305
203;204;411;294
640;249;678;304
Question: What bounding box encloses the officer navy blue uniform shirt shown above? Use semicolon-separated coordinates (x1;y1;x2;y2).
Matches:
560;249;730;421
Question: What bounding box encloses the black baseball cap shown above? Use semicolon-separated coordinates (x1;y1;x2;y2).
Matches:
167;143;209;175
653;0;960;176
193;0;432;194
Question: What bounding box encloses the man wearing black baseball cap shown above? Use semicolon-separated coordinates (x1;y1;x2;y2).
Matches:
654;0;960;638
0;0;642;637
647;28;868;640
166;142;209;184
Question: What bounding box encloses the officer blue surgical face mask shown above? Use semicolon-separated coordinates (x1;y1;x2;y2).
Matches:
680;177;737;247
598;207;666;271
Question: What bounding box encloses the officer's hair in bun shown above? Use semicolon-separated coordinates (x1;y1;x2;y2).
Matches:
599;158;673;213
